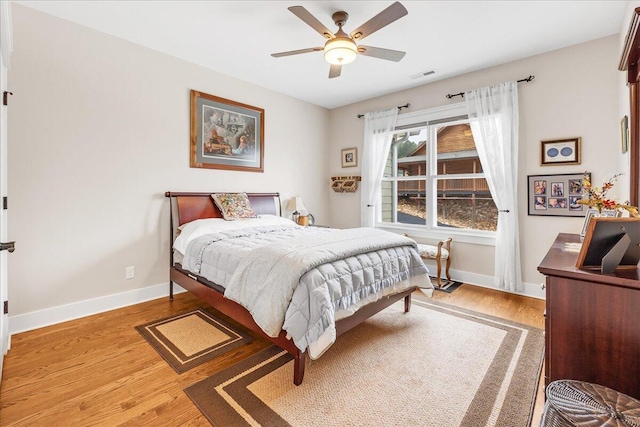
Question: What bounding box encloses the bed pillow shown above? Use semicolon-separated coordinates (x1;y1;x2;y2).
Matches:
173;215;298;255
211;193;258;221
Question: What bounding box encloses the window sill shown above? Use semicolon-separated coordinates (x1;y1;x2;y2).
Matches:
376;223;496;246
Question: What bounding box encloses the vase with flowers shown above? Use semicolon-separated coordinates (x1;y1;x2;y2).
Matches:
577;173;639;217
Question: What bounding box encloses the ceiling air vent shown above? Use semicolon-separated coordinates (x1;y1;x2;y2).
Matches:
409;70;435;80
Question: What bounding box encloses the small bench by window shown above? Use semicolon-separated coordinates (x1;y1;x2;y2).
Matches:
405;235;452;288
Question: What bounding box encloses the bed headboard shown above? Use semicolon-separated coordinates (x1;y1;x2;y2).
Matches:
165;192;281;226
165;192;282;266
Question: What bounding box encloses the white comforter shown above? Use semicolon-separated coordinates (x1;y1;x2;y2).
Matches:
176;217;431;358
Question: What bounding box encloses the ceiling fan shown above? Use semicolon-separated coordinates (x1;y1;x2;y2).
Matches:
271;2;408;79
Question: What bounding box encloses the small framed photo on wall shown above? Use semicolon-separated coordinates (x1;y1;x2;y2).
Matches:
621;115;629;154
341;147;357;168
540;137;581;166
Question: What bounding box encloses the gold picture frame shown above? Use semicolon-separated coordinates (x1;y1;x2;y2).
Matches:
540;137;581;166
190;90;264;172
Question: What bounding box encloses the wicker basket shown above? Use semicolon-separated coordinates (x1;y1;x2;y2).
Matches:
541;380;640;426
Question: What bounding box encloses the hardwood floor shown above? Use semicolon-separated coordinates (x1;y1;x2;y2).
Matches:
0;284;546;426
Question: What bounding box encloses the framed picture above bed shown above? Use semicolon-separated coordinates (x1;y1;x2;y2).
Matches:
190;90;264;172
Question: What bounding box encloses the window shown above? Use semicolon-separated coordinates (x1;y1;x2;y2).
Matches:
378;104;497;242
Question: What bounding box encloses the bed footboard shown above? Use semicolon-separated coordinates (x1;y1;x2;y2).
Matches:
170;267;307;383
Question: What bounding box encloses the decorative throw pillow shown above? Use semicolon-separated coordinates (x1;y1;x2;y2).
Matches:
211;193;258;221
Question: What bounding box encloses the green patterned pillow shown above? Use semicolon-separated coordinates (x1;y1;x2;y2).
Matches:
211;193;258;221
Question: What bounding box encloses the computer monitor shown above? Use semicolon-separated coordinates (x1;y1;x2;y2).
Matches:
576;217;640;273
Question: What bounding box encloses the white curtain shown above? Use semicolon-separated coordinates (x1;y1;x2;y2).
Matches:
465;81;522;292
360;107;398;227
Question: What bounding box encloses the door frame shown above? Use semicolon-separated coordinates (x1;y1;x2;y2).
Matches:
0;0;13;382
0;64;8;381
619;7;640;207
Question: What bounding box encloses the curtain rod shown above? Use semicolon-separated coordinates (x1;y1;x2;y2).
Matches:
445;75;535;99
357;103;410;119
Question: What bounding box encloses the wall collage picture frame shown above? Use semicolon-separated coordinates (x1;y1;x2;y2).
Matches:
527;172;590;217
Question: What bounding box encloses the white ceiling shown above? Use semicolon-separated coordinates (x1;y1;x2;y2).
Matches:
16;1;627;109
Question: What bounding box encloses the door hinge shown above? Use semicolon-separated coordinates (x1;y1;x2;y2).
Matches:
2;197;6;210
2;91;12;106
3;301;7;315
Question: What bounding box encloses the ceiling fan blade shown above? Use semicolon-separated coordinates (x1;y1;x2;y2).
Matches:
357;45;406;62
329;64;342;79
288;6;335;39
349;2;408;41
271;47;324;58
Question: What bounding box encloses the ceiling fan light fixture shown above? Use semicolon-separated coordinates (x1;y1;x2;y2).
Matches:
274;3;408;77
324;37;357;65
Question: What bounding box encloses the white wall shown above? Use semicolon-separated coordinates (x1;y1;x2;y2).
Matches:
7;5;329;322
328;35;621;297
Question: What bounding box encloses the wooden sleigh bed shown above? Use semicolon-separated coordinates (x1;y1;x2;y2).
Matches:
165;191;416;385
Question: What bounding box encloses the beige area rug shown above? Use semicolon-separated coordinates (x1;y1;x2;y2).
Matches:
184;299;544;427
135;308;253;374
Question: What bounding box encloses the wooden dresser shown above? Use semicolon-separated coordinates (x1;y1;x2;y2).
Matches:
538;233;640;399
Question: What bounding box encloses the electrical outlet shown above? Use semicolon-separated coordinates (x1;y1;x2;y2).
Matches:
125;266;135;279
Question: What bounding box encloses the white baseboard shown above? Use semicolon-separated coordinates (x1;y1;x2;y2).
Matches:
421;261;545;300
8;267;545;337
451;269;544;300
8;282;186;335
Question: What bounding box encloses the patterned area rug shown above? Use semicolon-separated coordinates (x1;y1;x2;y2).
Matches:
185;299;544;427
135;308;253;374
